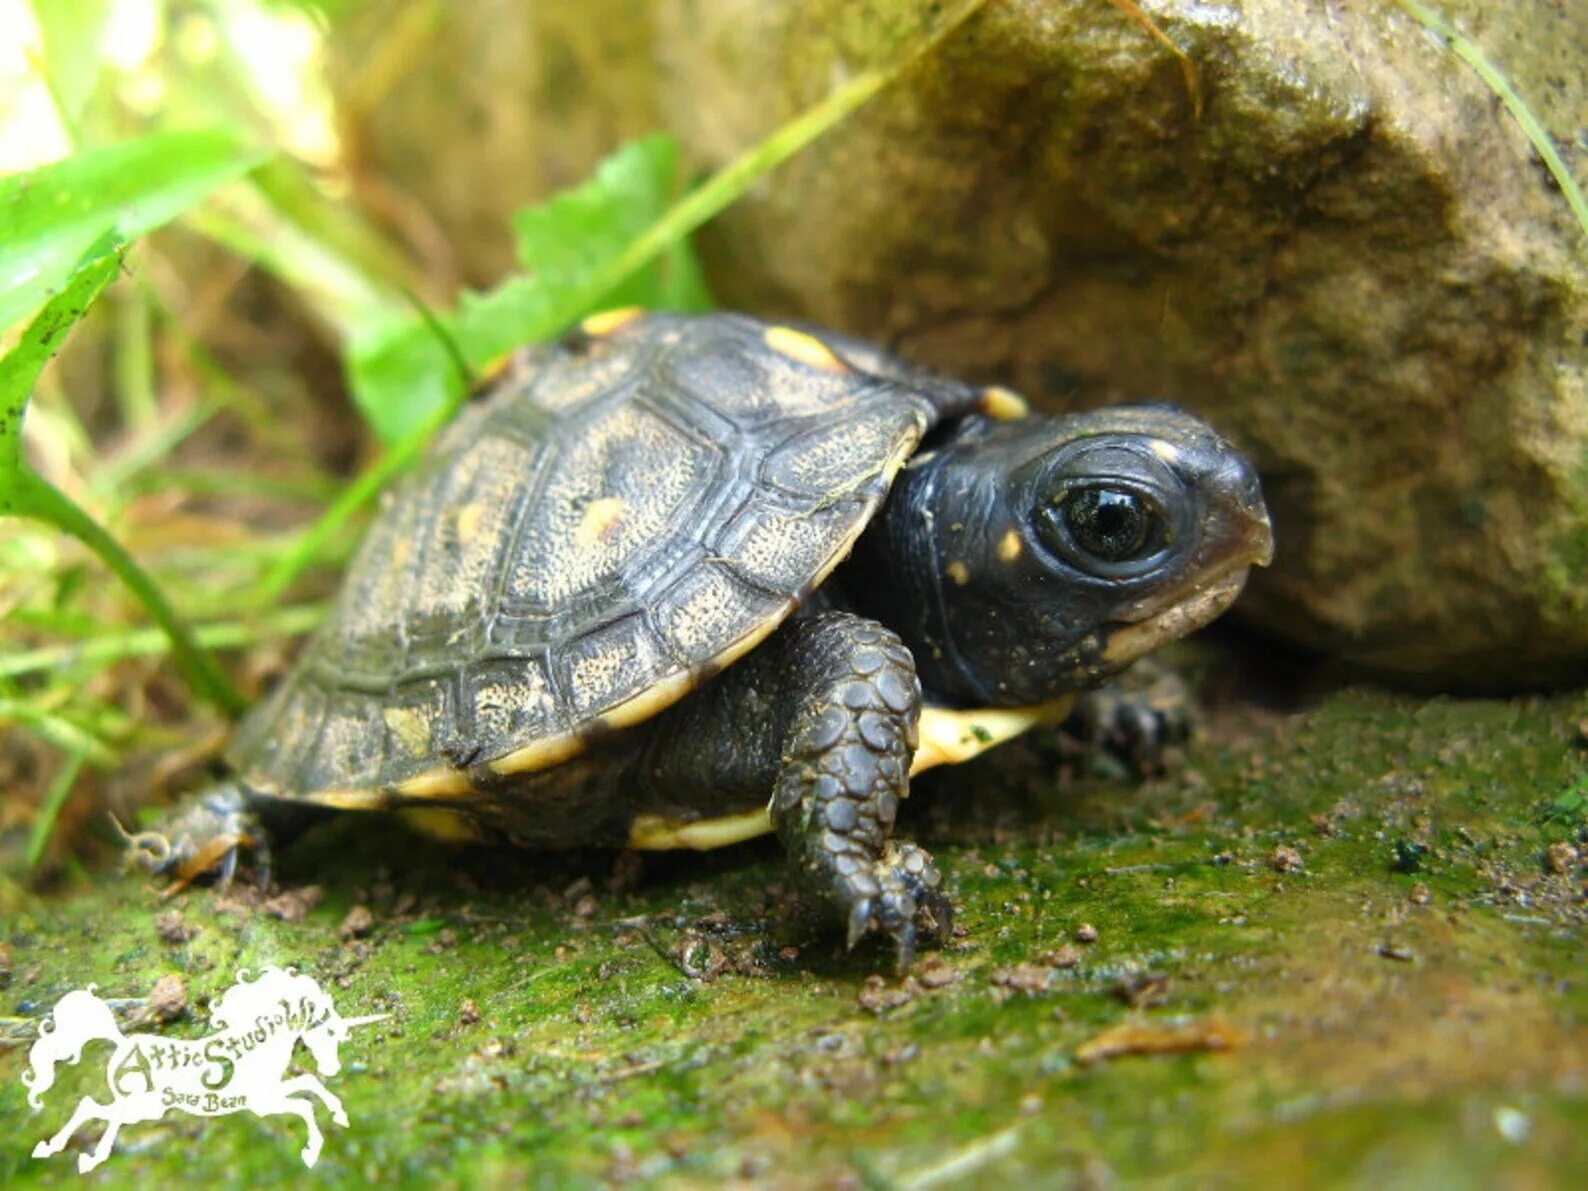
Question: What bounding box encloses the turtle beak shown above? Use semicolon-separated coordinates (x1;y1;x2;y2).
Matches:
1216;448;1275;570
1239;496;1275;569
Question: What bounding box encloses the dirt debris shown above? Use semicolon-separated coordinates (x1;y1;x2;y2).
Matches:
1545;841;1580;875
263;885;323;923
916;956;960;988
133;973;188;1026
990;964;1053;995
1270;845;1305;873
1075;1016;1245;1066
1042;944;1083;969
154;909;196;945
857;975;919;1015
340;904;377;939
1112;971;1172;1009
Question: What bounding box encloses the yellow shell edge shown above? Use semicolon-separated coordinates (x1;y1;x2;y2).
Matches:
628;807;774;851
401;807;486;843
910;697;1076;775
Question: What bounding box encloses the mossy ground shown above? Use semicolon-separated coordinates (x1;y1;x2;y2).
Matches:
2;653;1585;1188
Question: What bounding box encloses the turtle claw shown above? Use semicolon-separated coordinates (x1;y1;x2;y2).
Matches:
840;843;952;969
893;919;918;972
847;898;873;951
918;885;954;940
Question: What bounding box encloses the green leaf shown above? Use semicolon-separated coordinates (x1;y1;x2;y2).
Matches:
29;0;114;130
0;237;245;716
652;235;715;314
0;128;272;336
346;315;460;447
345;135;706;445
271;0;992;596
0;237;121;475
509;135;679;291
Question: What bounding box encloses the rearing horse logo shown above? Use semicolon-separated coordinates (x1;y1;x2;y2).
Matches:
24;966;385;1172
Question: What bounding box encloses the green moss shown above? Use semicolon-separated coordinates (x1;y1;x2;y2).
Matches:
3;681;1586;1186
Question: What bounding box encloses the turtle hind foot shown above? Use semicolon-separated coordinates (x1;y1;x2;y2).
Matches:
118;783;271;896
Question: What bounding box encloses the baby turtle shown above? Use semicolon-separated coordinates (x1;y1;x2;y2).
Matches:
135;310;1273;965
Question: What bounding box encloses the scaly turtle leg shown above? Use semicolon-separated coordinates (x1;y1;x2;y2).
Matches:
768;612;951;967
639;611;951;967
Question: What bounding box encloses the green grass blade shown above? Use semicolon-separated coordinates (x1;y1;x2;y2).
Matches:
0;702;113;767
262;0;992;597
26;747;89;871
0;241;246;717
1397;0;1588;245
0;127;271;336
0;602;329;681
28;0;113;135
7;475;246;716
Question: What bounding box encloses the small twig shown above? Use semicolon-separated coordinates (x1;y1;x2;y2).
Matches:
897;1123;1025;1191
1107;0;1204;120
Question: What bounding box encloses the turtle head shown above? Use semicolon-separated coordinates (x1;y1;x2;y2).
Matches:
860;404;1273;705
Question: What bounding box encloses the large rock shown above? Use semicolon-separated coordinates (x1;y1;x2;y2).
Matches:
327;0;1588;689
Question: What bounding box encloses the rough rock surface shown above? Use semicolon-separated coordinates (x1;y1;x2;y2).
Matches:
328;0;1588;689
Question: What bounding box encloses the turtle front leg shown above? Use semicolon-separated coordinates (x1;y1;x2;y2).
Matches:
1065;660;1193;778
767;612;951;968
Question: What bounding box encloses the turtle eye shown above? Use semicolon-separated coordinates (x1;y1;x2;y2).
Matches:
1040;486;1166;566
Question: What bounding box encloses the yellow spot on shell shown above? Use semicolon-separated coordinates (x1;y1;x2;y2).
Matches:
474;352;515;388
455;502;486;544
575;497;625;546
764;326;847;372
997;529;1023;562
946;561;971;586
392;539;411;568
581;307;644;336
979;385;1029;420
383;707;432;756
1149;439;1182;463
